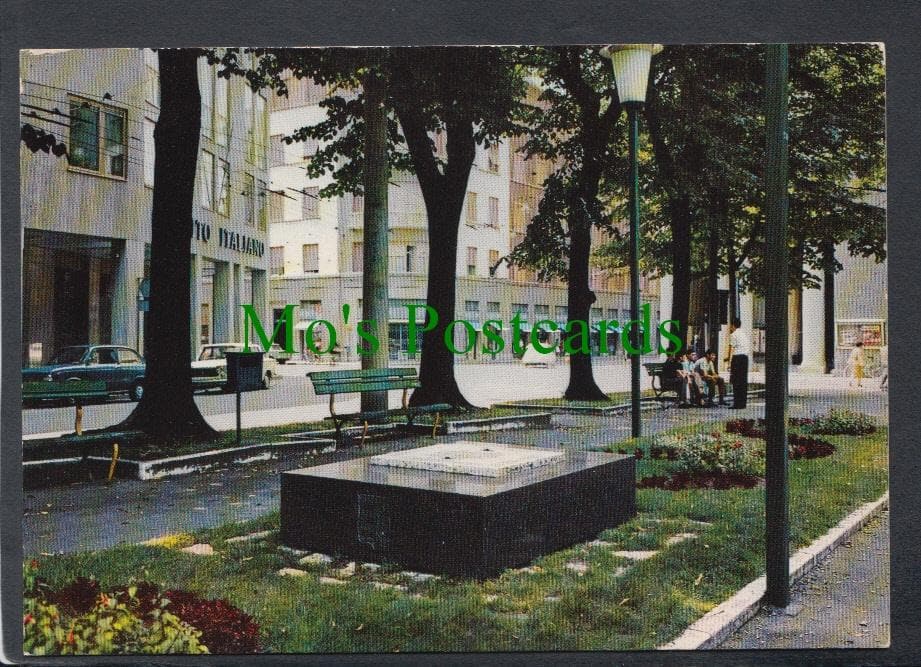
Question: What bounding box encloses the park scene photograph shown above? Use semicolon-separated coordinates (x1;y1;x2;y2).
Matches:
17;43;887;655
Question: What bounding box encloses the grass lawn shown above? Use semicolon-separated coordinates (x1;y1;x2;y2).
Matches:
27;419;887;653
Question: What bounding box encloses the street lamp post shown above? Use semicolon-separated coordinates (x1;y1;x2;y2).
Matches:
602;44;662;439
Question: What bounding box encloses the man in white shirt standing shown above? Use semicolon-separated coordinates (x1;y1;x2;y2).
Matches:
725;317;750;409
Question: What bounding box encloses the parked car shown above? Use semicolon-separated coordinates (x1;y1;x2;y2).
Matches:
22;344;146;401
191;343;277;391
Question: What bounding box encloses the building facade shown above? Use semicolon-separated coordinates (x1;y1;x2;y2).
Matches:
20;48;271;365
267;77;660;362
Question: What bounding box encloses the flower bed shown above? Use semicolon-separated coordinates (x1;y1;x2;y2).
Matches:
788;433;836;460
637;471;762;490
726;409;876;438
636;431;764;491
24;563;261;655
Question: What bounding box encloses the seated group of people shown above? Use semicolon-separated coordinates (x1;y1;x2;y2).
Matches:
662;350;726;408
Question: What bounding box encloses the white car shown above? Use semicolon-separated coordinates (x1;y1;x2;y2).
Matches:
191;343;278;391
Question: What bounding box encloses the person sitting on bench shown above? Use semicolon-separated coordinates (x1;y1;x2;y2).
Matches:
661;354;684;405
695;350;727;406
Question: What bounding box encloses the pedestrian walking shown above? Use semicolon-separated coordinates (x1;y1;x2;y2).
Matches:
848;341;866;387
725;317;750;409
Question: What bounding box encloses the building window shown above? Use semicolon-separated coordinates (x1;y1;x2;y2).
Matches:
488;196;499;228
270;134;286;166
534;304;550;319
198;150;214;208
487;143;500;173
465;192;477;227
302;187;320;219
255;93;268;169
143;48;159;107
405;245;416;273
302;244;319;274
257;179;268;230
68;97;127;178
555;306;569;324
270;246;284;275
243;173;256;226
487;301;501;315
511;303;528;321
268;189;284;224
198;61;213;139
351;242;363;272
216;158;230;216
214;74;229;147
143;117;155;188
465;301;480;318
488;249;499;277
466;246;477;276
352;193;364;212
303;137;320;161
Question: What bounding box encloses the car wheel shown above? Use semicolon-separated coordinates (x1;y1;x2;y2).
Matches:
131;381;144;401
262;372;272;389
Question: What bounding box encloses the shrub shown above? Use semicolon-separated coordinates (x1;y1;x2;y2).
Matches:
657;432;763;477
23;564;207;656
805;409;876;436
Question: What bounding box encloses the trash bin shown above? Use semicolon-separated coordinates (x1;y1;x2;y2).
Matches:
226;351;264;393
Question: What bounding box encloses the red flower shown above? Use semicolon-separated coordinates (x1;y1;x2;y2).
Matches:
23;613;34;625
29;559;39;569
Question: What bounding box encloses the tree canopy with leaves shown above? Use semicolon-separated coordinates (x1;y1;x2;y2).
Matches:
225;47;526;407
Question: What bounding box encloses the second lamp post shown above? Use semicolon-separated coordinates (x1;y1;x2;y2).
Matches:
601;43;662;438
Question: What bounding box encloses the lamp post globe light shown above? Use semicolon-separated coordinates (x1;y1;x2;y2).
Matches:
601;44;662;439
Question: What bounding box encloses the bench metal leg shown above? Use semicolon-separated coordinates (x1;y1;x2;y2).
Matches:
359;420;369;448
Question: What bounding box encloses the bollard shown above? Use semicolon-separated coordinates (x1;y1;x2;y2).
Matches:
74;404;84;436
107;442;120;481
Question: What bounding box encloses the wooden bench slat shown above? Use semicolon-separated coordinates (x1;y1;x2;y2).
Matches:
309;367;417;381
311;379;420;395
23;380;108;398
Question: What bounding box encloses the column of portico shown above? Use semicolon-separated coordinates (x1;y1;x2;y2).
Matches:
111;240;144;350
799;275;826;373
212;261;233;343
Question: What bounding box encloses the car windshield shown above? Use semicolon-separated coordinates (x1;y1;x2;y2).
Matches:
50;346;88;364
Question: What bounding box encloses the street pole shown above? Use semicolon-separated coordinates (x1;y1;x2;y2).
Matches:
764;43;791;607
361;60;390;413
627;102;642;439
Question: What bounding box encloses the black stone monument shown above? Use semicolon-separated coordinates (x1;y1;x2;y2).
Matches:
280;442;635;578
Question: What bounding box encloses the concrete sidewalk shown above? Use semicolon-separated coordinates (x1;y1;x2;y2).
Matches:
720;510;890;649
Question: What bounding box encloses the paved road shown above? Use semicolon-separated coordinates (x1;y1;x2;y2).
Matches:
720;511;890;649
22;389;886;555
22;359;887;438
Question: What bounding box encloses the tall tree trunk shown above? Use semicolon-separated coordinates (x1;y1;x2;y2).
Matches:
822;239;836;373
707;196;722;356
412;203;473;408
392;101;475;409
564;203;607;400
669;195;693;351
360;64;390;413
117;49;216;441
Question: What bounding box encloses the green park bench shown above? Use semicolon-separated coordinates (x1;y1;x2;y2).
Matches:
23;379;108;404
23;380;109;435
643;362;682;403
308;367;454;446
